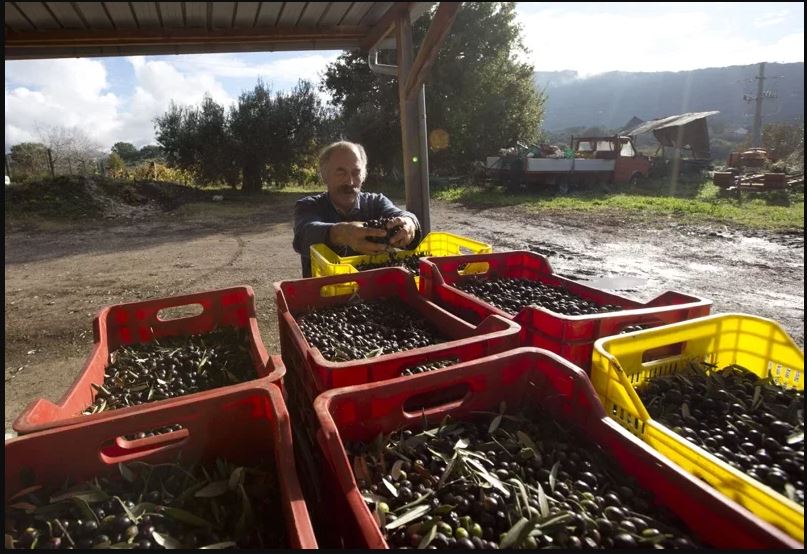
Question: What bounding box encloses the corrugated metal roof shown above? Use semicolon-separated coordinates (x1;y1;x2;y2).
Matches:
5;2;434;59
627;111;720;136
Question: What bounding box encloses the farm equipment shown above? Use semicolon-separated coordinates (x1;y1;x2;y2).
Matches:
485;135;651;191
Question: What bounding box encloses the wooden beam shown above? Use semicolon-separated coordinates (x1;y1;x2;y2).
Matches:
360;1;414;51
4;25;368;50
404;1;460;102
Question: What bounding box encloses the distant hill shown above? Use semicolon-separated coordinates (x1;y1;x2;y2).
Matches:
535;62;804;132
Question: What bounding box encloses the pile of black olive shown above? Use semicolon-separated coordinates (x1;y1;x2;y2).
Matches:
4;458;285;549
356;253;427;276
82;327;255;416
348;407;700;549
400;358;460;377
455;277;623;316
637;363;804;506
296;299;447;362
364;218;403;245
620;324;652;334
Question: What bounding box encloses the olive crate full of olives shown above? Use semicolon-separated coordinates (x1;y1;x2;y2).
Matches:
311;347;798;549
419;250;712;371
274;267;521;401
5;384;318;548
591;313;805;542
309;232;492;297
13;286;285;435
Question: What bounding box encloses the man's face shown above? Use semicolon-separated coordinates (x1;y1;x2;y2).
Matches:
325;147;364;213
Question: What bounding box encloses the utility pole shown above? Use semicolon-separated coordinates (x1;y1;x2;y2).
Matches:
743;62;778;148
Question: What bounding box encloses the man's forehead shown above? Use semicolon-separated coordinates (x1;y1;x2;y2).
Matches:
329;148;361;168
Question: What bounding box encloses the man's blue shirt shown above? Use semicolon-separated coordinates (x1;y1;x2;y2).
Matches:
292;191;422;277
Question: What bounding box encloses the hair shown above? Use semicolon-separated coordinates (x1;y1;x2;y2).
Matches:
318;141;368;183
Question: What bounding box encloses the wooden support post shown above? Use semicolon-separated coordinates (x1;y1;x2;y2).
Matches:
396;12;429;234
47;148;55;178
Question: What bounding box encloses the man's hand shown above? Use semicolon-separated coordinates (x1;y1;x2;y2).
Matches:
386;216;417;248
329;222;388;254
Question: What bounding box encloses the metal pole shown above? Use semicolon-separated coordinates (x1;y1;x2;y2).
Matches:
751;62;765;148
417;84;430;235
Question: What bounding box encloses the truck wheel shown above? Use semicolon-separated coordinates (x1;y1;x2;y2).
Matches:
629;172;645;186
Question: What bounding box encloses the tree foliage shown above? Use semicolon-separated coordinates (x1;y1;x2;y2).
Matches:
111;142;140;163
762;122;804;161
9;142;51;179
154;81;325;192
322;2;545;175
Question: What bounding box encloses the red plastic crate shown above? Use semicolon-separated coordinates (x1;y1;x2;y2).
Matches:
312;347;799;549
275;267;521;401
419;251;712;370
13;286;285;435
5;384;317;548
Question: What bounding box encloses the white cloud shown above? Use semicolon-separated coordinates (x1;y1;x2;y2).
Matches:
5;59;121;149
5;52;340;151
754;9;789;28
517;8;804;75
161;52;341;86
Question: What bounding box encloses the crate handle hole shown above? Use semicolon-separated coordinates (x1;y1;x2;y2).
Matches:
100;427;189;464
157;304;204;322
458;261;490;276
403;383;470;417
320;283;359;298
642;342;685;363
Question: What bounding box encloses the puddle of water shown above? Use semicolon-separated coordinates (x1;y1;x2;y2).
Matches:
584;276;649;291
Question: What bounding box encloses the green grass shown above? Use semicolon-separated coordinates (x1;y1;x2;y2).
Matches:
432;180;804;231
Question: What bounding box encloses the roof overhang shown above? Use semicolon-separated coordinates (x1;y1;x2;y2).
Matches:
4;2;434;60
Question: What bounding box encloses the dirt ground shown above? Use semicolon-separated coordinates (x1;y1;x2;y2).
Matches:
4;190;804;433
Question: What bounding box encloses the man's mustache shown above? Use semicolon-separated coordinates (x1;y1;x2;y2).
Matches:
340;185;359;194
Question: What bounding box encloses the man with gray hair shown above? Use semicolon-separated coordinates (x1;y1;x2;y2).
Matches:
293;141;422;277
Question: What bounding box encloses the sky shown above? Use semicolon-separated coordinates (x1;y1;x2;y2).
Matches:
4;2;804;152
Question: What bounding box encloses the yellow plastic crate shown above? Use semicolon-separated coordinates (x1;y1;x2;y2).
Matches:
309;232;492;296
591;313;804;542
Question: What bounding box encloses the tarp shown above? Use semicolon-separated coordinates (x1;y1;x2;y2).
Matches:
626;111;719;160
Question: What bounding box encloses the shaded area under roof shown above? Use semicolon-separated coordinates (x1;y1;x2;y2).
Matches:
4;2;434;59
626;111;720;160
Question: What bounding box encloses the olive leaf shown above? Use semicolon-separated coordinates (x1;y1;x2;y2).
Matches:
681;402;691;419
235;484;253;541
365;348;384;358
8;502;36;513
71;496;100;526
536;482;550;519
131;502;157;519
49;489;108;504
152;531;183;549
195;480;229;498
119;463;136;483
418;521;438;549
488;414;503;434
509;478;531;517
382;477;398;498
200;542;238;549
516;431;537;450
549;461;560;493
784;483;796;501
353;455;371;484
500;517;529;549
9;484;43;502
390;460;404;481
438;454;458;488
751;385;763;411
786;431;803;445
228;467;245;491
385;504;430;530
162;506;213;528
464;457;510;497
